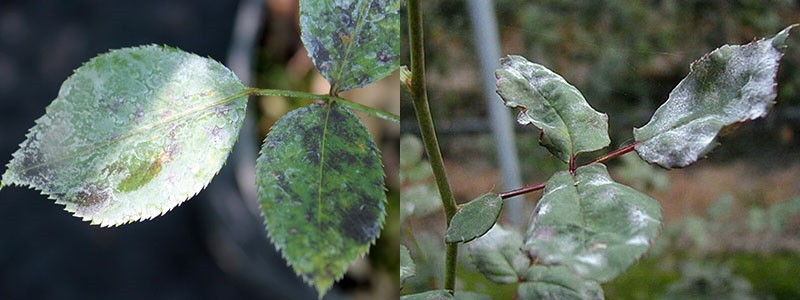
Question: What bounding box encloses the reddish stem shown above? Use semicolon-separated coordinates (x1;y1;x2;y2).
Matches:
499;142;640;200
586;141;639;166
500;182;546;199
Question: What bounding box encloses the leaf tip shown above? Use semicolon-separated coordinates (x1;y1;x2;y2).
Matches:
772;24;798;50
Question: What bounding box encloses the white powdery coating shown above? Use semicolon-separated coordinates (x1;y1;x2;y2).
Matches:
626;234;650;246
2;45;247;226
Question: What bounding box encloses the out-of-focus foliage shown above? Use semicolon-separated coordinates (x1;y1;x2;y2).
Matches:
402;0;800;144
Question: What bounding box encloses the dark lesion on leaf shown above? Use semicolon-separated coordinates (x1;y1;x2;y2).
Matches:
337;193;382;244
72;184;111;215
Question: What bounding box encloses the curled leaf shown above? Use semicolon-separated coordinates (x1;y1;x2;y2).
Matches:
1;45;247;226
634;25;796;168
496;55;610;162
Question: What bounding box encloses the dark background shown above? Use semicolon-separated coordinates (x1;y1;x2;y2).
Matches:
0;1;303;299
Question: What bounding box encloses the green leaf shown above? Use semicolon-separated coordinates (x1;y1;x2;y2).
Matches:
634;25;796;168
256;103;386;297
468;225;530;284
300;0;400;94
401;290;453;300
523;163;662;283
400;290;490;300
400;244;416;288
519;266;605;300
495;55;610;163
1;45;247;226
445;193;502;243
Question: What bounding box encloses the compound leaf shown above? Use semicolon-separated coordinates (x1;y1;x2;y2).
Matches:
496;55;610;163
401;244;416;289
300;0;400;94
445;193;502;243
468;225;530;284
523;163;662;283
634;25;796;168
519;266;605;300
257;103;386;297
1;45;247;226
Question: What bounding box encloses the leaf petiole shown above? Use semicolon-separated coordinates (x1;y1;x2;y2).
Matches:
247;88;399;123
499;142;640;200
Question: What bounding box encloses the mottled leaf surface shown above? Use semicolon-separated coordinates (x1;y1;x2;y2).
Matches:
468;225;530;284
496;55;610;162
400;244;415;288
300;0;400;93
634;25;795;168
257;103;386;296
445;193;502;243
518;266;605;300
1;45;247;226
523;164;662;282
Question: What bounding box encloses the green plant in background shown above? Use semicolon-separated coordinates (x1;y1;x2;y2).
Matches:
401;0;795;297
0;0;399;297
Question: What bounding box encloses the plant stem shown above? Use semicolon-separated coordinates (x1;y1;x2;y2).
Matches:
408;0;459;293
499;142;640;200
586;142;639;166
247;88;399;123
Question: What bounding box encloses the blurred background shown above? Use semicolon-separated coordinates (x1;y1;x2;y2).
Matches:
401;1;800;299
0;0;399;299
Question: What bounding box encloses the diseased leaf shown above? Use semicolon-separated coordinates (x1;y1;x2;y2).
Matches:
445;193;502;243
495;55;610;163
518;266;605;300
401;290;453;300
400;244;416;288
634;25;796;168
257;103;386;297
300;0;400;94
0;45;247;226
523;164;662;283
468;225;530;284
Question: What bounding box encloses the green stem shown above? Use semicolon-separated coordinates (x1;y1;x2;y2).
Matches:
408;0;459;293
247;88;399;123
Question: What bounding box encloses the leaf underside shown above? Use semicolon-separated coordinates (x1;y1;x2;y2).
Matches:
523;163;662;283
256;103;386;297
300;0;400;94
634;25;796;168
468;225;530;284
1;45;247;226
495;55;610;163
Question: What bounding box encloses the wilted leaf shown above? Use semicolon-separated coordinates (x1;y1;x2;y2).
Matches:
468;225;530;284
523;163;662;283
300;0;400;94
634;25;796;168
495;55;610;163
257;103;386;296
519;266;605;300
445;193;502;243
401;244;416;288
0;45;247;226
